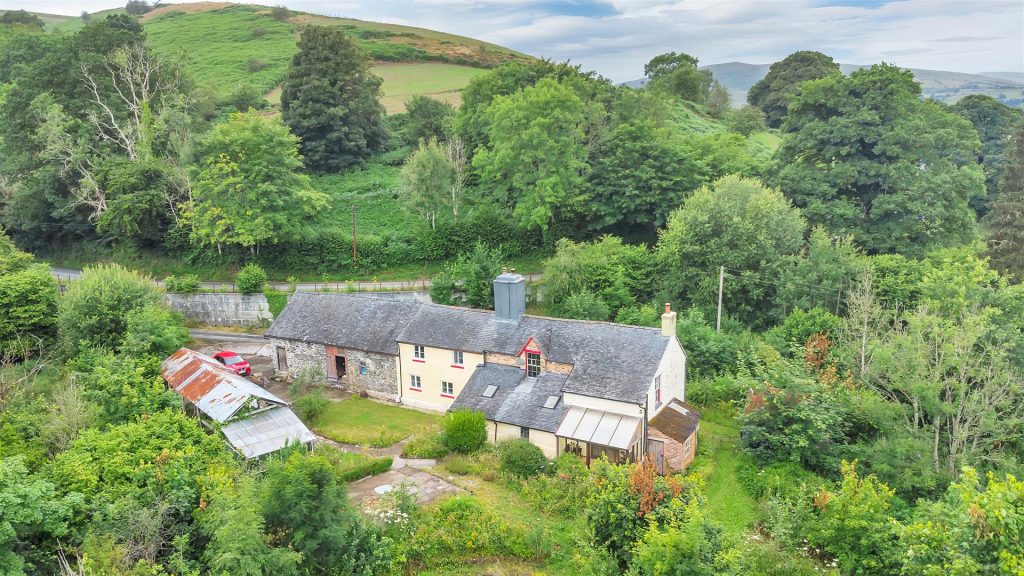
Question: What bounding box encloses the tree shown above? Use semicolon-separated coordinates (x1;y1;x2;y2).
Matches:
261;451;394;575
402;138;454;230
281;26;385;173
951;94;1024;214
773;64;984;256
188;112;327;254
443;409;487;453
705;81;731;118
120;304;188;358
57;263;163;357
775;227;866;316
429;242;504;308
658;176;806;327
72;352;179;425
124;0;152;15
543;236;654;320
0;10;45;28
0;456;82;576
728;106;767;136
982;123;1024;280
472;77;588;232
627;501;722;576
404;94;454;145
586;121;709;236
643;52;713;104
747;51;840;128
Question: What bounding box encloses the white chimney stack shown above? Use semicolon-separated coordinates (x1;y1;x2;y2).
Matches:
661;303;677;337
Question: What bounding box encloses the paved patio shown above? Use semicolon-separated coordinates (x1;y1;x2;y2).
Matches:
348;464;465;505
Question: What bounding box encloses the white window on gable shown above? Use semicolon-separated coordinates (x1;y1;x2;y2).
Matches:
410;375;422;390
526;352;541;378
441;381;454;396
452;350;464;366
413;345;425;360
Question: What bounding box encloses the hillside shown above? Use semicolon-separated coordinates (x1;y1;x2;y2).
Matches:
2;3;531;113
703;61;1024;108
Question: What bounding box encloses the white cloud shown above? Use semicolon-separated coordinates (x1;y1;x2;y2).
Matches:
4;0;1021;81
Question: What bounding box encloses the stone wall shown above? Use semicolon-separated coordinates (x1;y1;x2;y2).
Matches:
166;293;273;327
266;338;400;402
648;426;696;473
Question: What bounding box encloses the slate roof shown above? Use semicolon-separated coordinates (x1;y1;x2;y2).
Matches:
649;399;701;442
451;364;569;433
161;348;288;423
266;292;422;355
268;293;673;404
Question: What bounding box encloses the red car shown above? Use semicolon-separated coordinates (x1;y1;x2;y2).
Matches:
213;350;251;376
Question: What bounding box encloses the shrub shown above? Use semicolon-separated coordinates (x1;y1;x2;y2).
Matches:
120;304;189;358
247;57;269;72
442;454;474;475
402;429;449;459
498;439;547;478
718;540;822;576
407;496;530;566
442;409;486;454
164;274;200;294
0;264;59;358
293;390;328;424
687;376;746;408
269;5;290;20
235;263;267;294
251;26;267;37
765;307;843;357
518;454;591;516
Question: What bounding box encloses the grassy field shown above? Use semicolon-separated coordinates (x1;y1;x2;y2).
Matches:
696;408;760;537
314;396;441;447
375;63;488;113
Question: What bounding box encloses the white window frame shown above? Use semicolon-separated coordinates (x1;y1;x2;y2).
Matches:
520;426;530;439
410;375;422;390
526;352;541;378
441;381;454;396
452;350;464;366
413;345;425;360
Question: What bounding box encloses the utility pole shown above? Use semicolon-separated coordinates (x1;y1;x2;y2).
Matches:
716;266;724;333
351;205;357;265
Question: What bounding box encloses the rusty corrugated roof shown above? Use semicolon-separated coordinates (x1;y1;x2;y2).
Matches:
161;348;288;423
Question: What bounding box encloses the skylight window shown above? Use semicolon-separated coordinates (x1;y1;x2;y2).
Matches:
543;395;559;409
482;385;497;398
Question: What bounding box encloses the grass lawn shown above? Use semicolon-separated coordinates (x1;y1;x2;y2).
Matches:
374;63;488;113
697;407;760;537
314;396;441;447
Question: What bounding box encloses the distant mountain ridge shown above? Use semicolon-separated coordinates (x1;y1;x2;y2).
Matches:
625;62;1024;108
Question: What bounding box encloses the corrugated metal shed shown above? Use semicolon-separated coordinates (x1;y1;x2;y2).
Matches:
221;407;317;459
556;406;641;450
161;348;288;423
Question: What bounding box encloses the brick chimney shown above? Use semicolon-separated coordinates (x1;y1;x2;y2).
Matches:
494;269;526;322
661;303;677;337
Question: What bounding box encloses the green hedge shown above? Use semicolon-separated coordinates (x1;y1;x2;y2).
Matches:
337;455;394;482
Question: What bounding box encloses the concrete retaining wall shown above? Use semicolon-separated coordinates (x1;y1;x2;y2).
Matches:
166;293;273;327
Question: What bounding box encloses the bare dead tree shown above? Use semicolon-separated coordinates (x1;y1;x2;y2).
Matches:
79;43;178;161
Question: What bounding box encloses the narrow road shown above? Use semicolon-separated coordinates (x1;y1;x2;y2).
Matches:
51;267;541;293
189;329;267;342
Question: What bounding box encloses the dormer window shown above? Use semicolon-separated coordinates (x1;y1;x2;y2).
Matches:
526;352;541;377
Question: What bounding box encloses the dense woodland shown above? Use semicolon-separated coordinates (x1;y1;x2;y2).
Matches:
1;7;1023;576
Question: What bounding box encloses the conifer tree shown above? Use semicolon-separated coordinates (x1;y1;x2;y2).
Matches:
281;26;385;173
983;124;1024;280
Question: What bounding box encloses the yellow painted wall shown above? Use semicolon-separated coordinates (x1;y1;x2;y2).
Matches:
398;342;483;412
492;421;558;458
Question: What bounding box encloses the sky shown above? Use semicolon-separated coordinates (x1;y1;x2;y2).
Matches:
4;0;1023;82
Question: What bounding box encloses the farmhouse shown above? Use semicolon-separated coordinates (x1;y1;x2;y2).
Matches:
161;348;317;459
266;271;699;473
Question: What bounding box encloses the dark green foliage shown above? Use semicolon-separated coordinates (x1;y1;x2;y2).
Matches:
235;262;267;294
543;236;654;320
164;273;200;294
270;5;290;21
57;263;163;357
727;105;767;136
867;253;924;308
405;94;454;145
71;351;180;425
982;123;1024;280
334;455;393;483
586;121;710;235
94;159;173;246
644;52;713;104
0;10;45;28
773;64;984;256
951;94;1024;214
264;289;288;317
224;82;269;112
658;176;806;328
124;0;152;15
281;26;385;173
775;228;866;316
747;51;840;128
261;450;394;575
560;290;611;321
687;376;747;408
765;307;842;357
498;439;548;478
407;496;533;566
675;310;750;380
627;504;723;576
429;242;504;309
442;408;487;453
0;264;59;358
